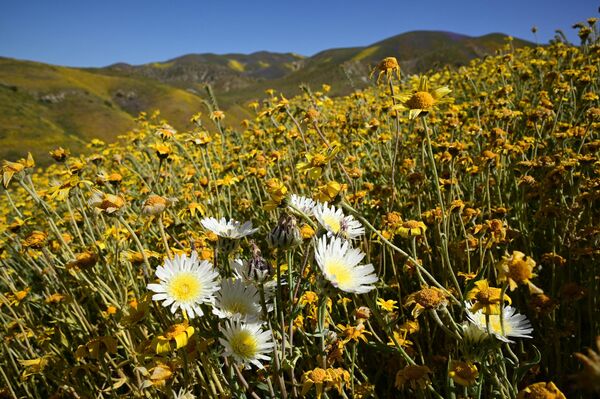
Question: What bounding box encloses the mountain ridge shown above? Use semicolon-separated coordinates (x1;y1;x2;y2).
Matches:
0;30;534;162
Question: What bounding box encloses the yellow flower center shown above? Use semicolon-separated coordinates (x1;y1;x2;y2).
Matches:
226;301;250;315
168;272;201;302
415;288;446;308
406;91;435;110
311;154;327;167
486;315;513;335
507;260;533;282
321;214;341;233
475;287;496;305
229;330;258;359
308;368;328;383
325;260;352;286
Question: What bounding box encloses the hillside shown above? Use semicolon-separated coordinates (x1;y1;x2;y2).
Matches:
0;31;533;162
0;57;251;162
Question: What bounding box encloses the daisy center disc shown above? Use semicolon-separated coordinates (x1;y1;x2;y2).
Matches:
168;272;202;302
230;330;258;359
321;215;341;233
226;301;250;315
325;260;352;286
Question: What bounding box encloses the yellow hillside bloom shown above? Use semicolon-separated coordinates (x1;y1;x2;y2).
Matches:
395;76;451;119
448;360;479;387
466;279;511;315
496;251;543;294
516;381;566;399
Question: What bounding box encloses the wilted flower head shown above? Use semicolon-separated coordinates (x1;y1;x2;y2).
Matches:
88;190;125;214
267;213;302;249
142;194;174;216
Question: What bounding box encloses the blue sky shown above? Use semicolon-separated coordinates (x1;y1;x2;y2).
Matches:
1;0;597;67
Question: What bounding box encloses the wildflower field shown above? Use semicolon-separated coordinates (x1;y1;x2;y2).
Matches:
1;21;599;399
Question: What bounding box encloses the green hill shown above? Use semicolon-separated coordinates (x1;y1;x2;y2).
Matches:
0;31;533;162
0;57;222;162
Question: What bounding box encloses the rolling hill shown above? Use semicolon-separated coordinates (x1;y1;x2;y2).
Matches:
0;31;533;162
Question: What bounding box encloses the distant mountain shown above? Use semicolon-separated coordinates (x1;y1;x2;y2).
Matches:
0;31;533;161
97;51;305;94
218;31;533;103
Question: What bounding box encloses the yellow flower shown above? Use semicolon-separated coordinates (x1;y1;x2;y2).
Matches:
376;298;398;312
210;110;225;121
300;224;316;239
370;57;401;83
466;279;511;315
22;231;48;249
336;322;371;344
49;147;69;162
153;143;172;159
405;286;448;318
397;220;427;238
75;336;117;360
152;321;195;354
448;360;479;387
264;178;288;210
496;251;543;294
301;368;331;399
395;364;432;390
19;356;52;380
66;251;99;271
142;194;172;216
2;152;34;188
395;76;451;119
314;181;344;203
516;381;566;399
88;191;126;214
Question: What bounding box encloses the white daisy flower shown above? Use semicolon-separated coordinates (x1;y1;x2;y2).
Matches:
172;388;195;399
147;252;220;318
213;278;263;322
314;235;377;294
289;194;317;216
313;202;364;240
465;301;533;343
219;319;275;369
201;217;258;239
